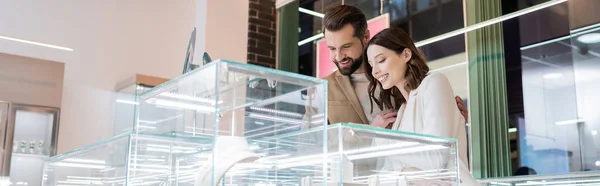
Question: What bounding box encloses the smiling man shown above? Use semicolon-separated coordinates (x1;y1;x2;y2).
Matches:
320;5;468;127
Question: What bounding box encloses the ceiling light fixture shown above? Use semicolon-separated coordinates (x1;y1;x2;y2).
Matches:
298;33;324;46
543;73;563;79
555;118;585;125
0;35;74;51
415;0;566;47
430;61;467;72
577;33;600;44
296;0;566;47
298;8;324;18
116;99;139;105
522;23;600;50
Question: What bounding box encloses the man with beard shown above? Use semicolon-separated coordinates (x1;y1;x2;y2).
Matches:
319;5;468;128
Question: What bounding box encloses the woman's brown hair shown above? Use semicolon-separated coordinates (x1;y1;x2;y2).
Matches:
364;27;430;113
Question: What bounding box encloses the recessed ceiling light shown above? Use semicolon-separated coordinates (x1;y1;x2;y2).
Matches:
543;73;563;79
592;130;598;136
555;118;585;125
0;35;73;51
596;160;600;167
577;33;600;44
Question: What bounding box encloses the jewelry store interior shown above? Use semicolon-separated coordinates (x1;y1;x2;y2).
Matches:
0;0;599;185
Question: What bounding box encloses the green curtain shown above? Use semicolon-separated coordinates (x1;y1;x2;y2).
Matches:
276;1;299;73
466;0;512;179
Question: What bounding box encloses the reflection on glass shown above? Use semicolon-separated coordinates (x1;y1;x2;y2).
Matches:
518;32;580;174
501;0;600;176
572;25;600;172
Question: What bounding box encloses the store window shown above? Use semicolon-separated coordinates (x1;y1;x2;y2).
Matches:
501;0;600;175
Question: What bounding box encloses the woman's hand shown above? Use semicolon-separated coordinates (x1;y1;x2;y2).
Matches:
370;110;398;128
455;96;468;123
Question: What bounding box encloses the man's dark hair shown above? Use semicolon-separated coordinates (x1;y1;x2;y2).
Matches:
323;5;368;39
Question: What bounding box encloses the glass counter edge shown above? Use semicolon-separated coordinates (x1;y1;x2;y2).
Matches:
476;170;600;183
139;59;329;98
44;132;133;163
250;123;457;143
44;123;457;162
335;123;458;143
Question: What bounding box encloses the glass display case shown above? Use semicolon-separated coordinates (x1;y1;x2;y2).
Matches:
44;59;328;185
43;59;460;186
114;74;169;136
183;123;459;186
43;132;210;185
478;171;600;185
43;123;460;186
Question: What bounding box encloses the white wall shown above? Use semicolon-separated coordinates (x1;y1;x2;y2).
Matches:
0;0;196;153
195;0;249;64
0;0;251;153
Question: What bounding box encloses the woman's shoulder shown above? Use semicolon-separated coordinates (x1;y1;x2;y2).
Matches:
420;72;451;89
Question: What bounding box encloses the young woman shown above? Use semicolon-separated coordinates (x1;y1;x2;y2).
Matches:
364;27;478;185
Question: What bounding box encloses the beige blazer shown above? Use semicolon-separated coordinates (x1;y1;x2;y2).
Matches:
322;70;370;125
385;72;478;185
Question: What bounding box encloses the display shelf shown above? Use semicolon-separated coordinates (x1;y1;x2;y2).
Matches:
176;123;459;186
10;152;46;186
12;139;50;155
44;60;461;185
135;59;328;139
12;152;49;158
277;123;456;186
43;132;213;186
44;123;459;186
478;171;600;185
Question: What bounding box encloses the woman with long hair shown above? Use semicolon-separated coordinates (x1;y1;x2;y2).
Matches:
364;27;478;185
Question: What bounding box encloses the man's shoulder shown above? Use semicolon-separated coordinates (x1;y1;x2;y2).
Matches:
323;72;338;80
322;72;340;84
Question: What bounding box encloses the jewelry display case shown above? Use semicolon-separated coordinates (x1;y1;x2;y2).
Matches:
113;74;170;136
186;123;460;186
43;59;329;185
43;59;461;185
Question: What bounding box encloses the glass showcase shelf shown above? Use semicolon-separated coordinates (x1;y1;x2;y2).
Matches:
43;123;459;185
43;60;461;185
43;132;212;185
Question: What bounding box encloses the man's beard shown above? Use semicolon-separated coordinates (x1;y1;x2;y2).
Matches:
334;56;363;76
